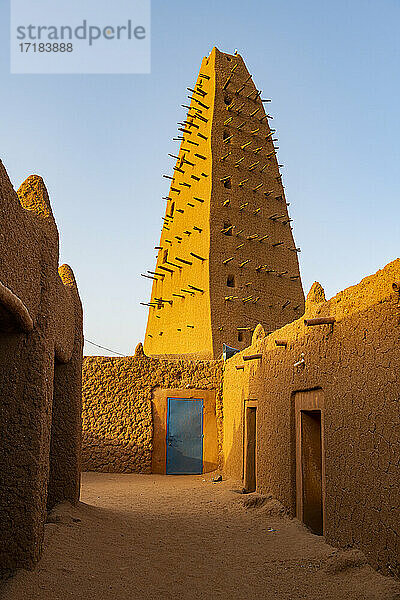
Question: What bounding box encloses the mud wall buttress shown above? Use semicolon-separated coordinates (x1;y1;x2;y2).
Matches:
47;266;84;510
0;331;55;570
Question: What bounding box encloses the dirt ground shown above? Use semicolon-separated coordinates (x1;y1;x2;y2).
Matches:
1;472;399;600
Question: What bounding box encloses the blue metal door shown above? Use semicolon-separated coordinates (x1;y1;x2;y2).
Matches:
166;398;203;474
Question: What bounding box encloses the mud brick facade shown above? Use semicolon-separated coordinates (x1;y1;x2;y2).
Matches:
222;259;400;577
0;163;83;571
82;345;223;474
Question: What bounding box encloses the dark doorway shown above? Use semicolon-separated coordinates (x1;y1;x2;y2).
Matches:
301;410;323;535
227;274;235;288
244;406;257;492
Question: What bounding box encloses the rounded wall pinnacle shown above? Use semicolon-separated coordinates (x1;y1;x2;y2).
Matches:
252;323;266;344
59;264;77;288
306;282;326;304
135;342;145;357
17;174;53;220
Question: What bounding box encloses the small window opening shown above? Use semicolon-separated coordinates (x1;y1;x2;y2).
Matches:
227;274;235;288
238;331;244;342
163;250;168;263
169;202;175;217
224;95;232;105
223;177;231;189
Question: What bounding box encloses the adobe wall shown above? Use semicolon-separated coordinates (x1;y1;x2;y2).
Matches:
82;345;223;473
222;259;400;576
0;163;83;572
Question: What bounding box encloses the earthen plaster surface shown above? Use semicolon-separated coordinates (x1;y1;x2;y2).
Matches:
144;47;304;359
82;345;223;473
0;162;83;571
222;259;400;576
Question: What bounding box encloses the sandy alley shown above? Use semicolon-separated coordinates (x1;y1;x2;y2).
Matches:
1;472;399;600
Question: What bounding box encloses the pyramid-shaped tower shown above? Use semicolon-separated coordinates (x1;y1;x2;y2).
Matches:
143;47;304;359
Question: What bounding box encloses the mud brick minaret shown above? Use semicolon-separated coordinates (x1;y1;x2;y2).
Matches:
143;47;304;359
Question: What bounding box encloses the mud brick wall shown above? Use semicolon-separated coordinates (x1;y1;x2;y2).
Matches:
82;345;223;473
0;163;83;572
222;259;400;576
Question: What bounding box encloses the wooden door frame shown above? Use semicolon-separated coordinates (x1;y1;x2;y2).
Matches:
295;389;326;535
151;388;218;474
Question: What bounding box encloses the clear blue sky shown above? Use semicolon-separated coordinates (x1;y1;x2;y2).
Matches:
1;0;399;356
